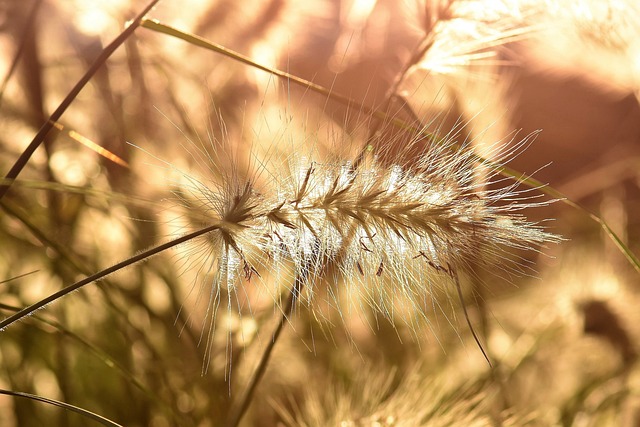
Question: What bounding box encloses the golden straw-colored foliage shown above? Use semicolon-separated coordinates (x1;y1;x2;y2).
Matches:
1;1;639;426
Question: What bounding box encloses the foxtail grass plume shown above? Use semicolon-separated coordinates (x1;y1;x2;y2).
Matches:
166;125;559;348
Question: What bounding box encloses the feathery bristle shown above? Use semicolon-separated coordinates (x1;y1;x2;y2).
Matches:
166;127;559;349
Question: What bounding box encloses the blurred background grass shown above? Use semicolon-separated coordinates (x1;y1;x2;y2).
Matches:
1;1;639;426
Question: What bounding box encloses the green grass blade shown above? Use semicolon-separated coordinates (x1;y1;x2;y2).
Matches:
1;178;162;210
0;389;123;427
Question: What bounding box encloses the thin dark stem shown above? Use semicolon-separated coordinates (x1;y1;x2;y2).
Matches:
452;270;492;367
0;223;220;331
0;270;39;285
0;0;161;200
225;274;305;427
0;389;123;427
383;32;437;111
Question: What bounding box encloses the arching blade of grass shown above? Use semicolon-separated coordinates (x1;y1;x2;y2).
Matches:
140;19;403;127
0;0;161;200
1;270;39;285
0;389;123;427
0;302;180;423
0;223;220;331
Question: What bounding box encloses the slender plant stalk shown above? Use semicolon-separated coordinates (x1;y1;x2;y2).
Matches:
225;272;306;427
452;271;491;367
0;270;39;285
0;0;161;200
0;178;158;209
354;31;436;168
140;19;412;131
0;389;123;427
0;223;220;331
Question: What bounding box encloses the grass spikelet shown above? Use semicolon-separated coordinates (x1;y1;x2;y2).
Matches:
163;123;560;363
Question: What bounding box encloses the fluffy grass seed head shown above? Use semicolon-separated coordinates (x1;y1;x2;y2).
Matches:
168;128;559;363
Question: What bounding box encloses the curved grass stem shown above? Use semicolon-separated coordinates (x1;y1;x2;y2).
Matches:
225;272;306;427
0;223;220;331
452;271;492;367
0;389;123;427
0;302;179;422
140;19;412;131
490;162;640;275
